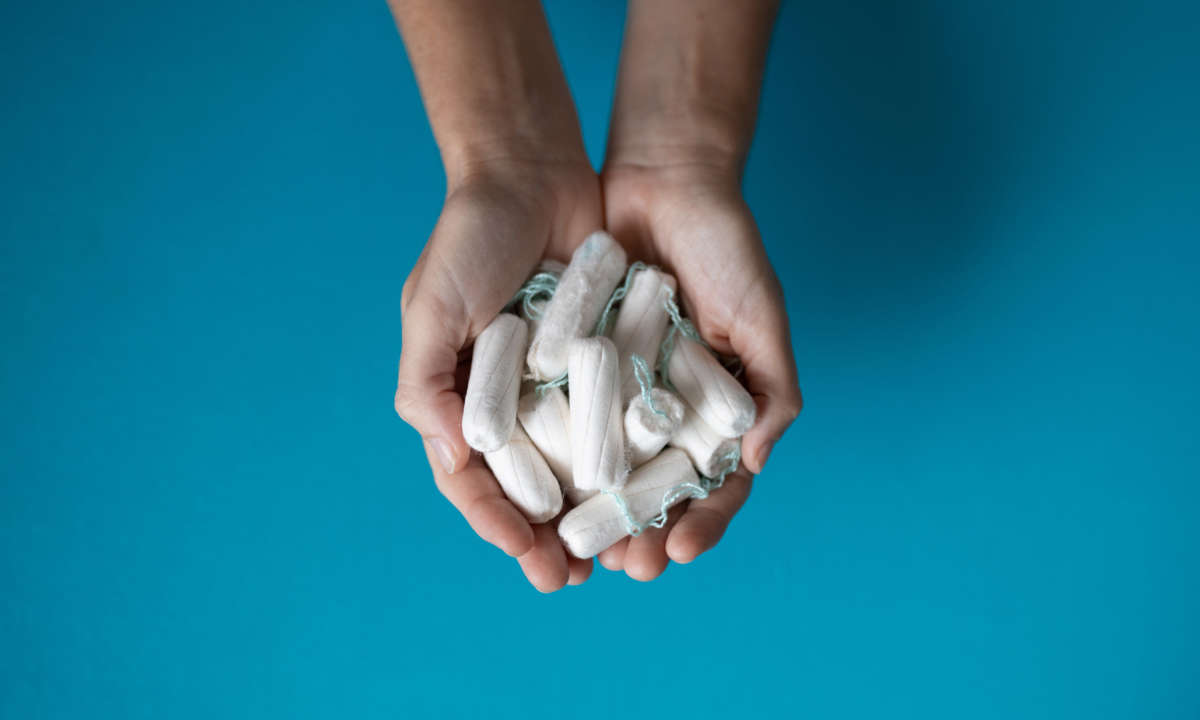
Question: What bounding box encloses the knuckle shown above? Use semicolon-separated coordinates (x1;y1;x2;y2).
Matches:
781;385;804;422
695;504;733;529
393;382;421;424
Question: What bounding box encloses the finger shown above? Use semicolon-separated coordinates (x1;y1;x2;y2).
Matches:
666;468;753;564
426;442;535;557
516;523;570;593
597;537;630;571
729;279;803;474
624;506;685;582
566;554;593;586
396;292;471;474
559;502;594;585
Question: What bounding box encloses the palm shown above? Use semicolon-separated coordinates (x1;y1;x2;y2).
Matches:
402;165;601;341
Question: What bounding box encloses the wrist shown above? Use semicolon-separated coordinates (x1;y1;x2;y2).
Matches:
392;0;590;188
604;108;749;174
603;0;776;175
439;124;591;192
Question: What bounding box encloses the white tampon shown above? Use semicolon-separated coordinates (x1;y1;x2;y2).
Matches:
462;313;528;453
667;335;756;438
624;388;685;468
563;487;599;505
558;449;698;558
482;424;563;524
567;337;629;491
669;403;741;478
517;388;572;484
610;267;676;403
526;231;627;380
515;388;595;505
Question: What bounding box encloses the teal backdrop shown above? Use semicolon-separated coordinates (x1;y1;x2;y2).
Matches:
2;1;1198;717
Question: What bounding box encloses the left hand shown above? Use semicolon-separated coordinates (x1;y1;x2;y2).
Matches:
596;159;804;580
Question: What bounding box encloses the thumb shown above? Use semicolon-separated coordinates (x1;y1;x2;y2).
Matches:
730;283;803;475
394;294;470;474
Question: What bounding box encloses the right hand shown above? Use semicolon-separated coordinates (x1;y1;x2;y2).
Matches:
394;157;602;592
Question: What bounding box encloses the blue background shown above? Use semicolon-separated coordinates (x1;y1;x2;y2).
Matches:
3;1;1198;717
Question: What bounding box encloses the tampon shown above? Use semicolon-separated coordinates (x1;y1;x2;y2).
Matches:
567;337;628;491
516;387;596;505
558;448;698;558
516;387;572;485
624;388;685;468
462;313;528;453
527;231;627;380
667;335;756;438
668;402;741;478
563;483;598;506
483;424;563;524
610;267;676;403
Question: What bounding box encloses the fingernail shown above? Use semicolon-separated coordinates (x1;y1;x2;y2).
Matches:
430;437;456;474
757;440;775;472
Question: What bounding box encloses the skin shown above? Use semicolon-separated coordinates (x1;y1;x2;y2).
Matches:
389;0;801;591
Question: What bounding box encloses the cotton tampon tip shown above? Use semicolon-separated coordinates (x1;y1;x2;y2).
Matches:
624;388;685;468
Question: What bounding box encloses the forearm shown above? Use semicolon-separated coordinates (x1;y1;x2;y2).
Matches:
605;0;779;172
389;0;588;184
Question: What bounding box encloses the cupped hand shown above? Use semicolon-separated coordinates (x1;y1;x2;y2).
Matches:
395;158;602;592
597;159;804;580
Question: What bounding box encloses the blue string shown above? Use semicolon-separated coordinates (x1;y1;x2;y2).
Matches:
507;271;567;394
657;286;705;392
661;285;701;342
535;371;568;397
630;353;667;418
602;445;741;537
506;271;559;319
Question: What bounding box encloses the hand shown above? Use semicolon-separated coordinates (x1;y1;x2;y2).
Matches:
596;158;803;580
389;0;606;591
395;158;603;592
